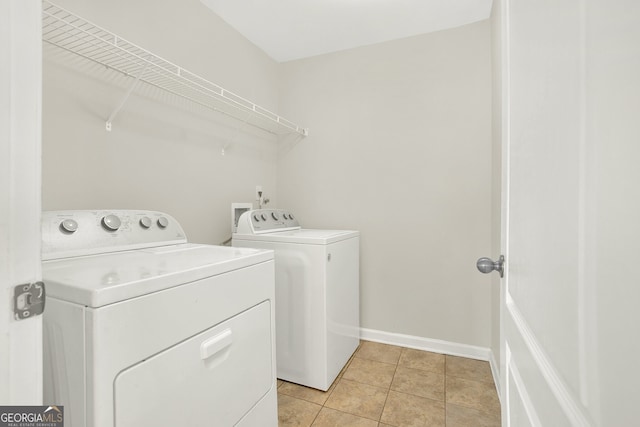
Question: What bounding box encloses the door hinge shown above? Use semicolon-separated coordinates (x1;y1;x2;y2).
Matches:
14;281;46;320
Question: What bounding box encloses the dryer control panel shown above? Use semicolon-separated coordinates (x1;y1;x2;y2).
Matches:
42;210;187;260
235;209;300;234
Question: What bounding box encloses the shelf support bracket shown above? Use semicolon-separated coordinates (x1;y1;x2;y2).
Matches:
106;63;149;131
221;111;252;155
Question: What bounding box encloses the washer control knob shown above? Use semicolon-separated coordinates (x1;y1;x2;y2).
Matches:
140;216;152;229
289;213;295;220
157;217;169;228
60;219;78;233
261;214;267;221
271;212;279;220
282;213;289;220
253;214;261;222
102;214;121;231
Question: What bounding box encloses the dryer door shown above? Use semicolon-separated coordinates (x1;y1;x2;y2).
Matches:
114;301;273;426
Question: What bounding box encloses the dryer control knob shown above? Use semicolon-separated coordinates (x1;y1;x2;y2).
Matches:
60;219;78;233
261;214;267;221
271;212;279;220
253;214;261;222
102;214;121;231
140;216;152;228
289;213;295;220
157;217;169;228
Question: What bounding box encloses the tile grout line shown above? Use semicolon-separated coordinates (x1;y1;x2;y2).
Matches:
312;354;346;426
376;346;404;425
310;345;361;426
444;355;504;423
313;364;344;426
444;355;447;426
325;344;404;425
277;341;500;426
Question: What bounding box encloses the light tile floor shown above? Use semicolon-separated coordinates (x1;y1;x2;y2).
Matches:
277;341;501;427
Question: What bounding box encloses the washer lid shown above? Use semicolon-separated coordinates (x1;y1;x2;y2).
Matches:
234;229;359;245
42;244;273;308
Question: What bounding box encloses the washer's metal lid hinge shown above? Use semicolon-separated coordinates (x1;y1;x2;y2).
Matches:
14;281;46;320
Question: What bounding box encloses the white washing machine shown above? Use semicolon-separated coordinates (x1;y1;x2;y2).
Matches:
232;209;359;391
41;210;277;427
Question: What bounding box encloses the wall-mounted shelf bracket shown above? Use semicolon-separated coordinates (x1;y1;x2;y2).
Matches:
105;62;148;131
221;110;252;155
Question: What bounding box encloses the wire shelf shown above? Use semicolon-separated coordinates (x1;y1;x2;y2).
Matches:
42;0;308;136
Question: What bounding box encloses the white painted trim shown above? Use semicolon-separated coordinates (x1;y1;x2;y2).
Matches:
505;343;543;427
0;0;43;404
499;0;511;416
489;348;502;402
359;327;491;361
506;299;592;426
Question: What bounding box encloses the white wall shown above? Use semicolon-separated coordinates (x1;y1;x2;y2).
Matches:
42;1;496;350
277;21;493;347
42;0;281;244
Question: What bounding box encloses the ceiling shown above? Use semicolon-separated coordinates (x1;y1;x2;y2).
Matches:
199;0;493;63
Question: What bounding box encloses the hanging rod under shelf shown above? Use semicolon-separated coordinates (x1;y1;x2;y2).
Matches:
41;0;308;136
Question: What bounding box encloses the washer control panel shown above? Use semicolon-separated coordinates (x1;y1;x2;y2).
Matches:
236;209;300;234
42;210;187;260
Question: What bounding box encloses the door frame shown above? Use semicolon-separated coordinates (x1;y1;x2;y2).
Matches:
0;0;43;404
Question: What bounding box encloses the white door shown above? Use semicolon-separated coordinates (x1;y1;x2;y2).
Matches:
501;0;639;425
0;0;43;404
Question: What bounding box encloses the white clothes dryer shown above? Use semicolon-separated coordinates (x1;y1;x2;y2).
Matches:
232;209;359;391
41;210;276;427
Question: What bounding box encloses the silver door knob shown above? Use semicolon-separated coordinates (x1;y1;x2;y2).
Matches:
476;255;505;278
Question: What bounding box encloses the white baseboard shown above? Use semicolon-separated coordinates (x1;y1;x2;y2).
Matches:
488;348;502;402
360;327;502;398
360;327;491;360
